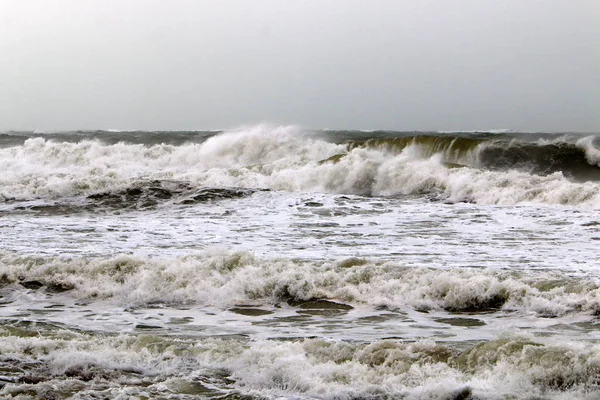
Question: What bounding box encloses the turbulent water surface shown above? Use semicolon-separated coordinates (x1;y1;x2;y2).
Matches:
2;125;600;399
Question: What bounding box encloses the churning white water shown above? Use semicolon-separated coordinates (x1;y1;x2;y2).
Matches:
1;126;600;399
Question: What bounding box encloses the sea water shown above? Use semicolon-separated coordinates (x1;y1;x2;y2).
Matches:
1;125;600;399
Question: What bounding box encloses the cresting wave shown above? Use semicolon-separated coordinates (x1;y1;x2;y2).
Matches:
2;249;600;317
5;126;600;400
1;125;600;206
3;249;600;399
349;134;600;181
1;326;600;399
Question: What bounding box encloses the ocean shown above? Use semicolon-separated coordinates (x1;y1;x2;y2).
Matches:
1;125;600;399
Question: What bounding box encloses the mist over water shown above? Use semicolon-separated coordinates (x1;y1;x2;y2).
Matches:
2;126;600;399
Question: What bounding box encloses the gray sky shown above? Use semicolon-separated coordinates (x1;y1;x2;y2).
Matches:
1;0;599;131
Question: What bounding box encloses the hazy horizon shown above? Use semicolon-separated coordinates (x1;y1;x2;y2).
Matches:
2;0;599;132
3;126;600;134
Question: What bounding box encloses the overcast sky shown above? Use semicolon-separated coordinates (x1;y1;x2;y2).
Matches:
1;0;599;131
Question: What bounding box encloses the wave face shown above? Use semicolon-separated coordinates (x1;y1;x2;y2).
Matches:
1;126;600;206
349;134;600;181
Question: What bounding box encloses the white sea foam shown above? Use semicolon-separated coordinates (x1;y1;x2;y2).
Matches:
1;125;600;206
1;327;599;399
3;125;600;399
576;136;600;166
2;250;600;317
221;337;600;399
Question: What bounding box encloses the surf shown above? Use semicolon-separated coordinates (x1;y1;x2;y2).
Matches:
2;125;600;207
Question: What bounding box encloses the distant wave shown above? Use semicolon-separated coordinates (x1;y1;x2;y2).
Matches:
437;128;516;134
346;134;600;181
1;125;600;206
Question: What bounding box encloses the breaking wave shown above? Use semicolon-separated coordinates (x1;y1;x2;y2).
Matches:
2;332;600;399
1;300;600;399
2;249;600;317
2;125;600;206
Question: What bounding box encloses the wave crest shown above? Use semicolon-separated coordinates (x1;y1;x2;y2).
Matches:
2;126;600;206
2;250;600;317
